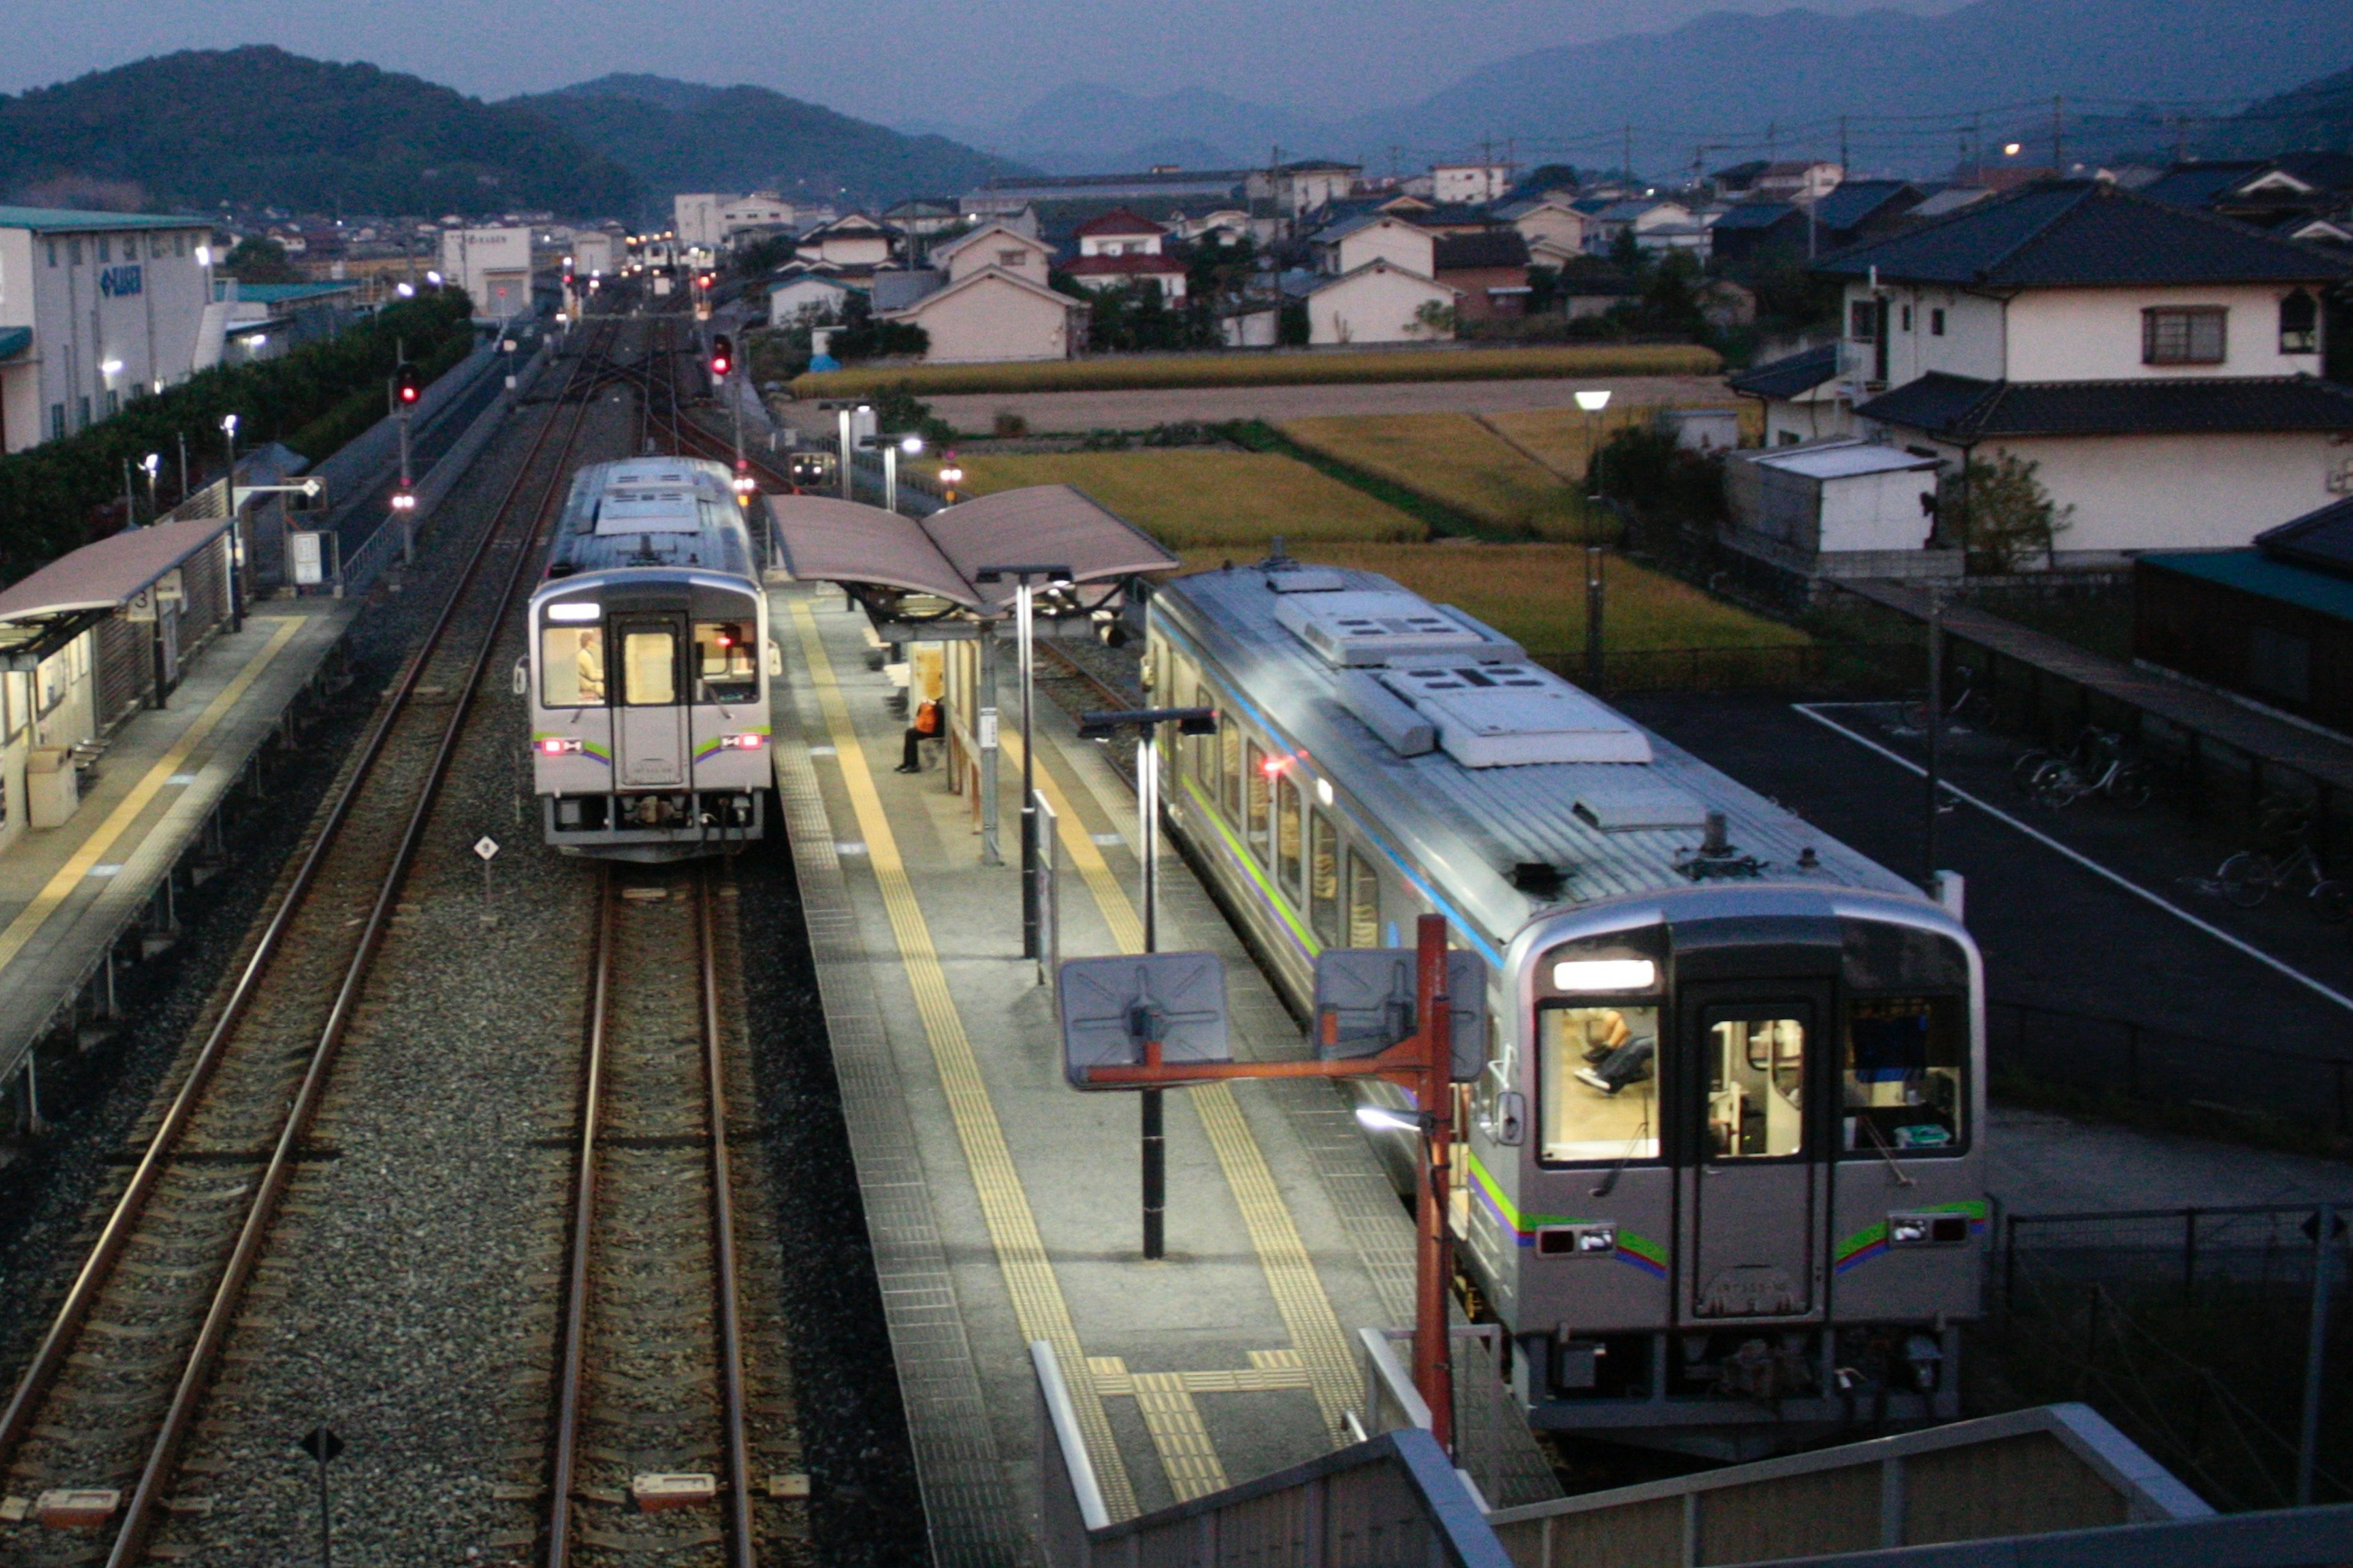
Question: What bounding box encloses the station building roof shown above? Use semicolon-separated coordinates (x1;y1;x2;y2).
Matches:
0;205;208;233
765;484;1177;612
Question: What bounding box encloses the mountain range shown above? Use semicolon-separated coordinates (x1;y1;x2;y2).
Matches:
931;0;2353;175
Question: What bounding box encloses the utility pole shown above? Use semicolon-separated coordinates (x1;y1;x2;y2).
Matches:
2052;94;2065;172
1924;584;1946;891
1622;124;1634;184
1838;114;1849;176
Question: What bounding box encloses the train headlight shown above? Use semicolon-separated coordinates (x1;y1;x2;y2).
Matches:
721;733;766;751
539;737;583;756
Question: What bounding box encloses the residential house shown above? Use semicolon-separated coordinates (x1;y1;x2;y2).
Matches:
1525;235;1586;275
797;214;896;269
1432;231;1531;320
884;199;965;242
1904;186;1995;223
1246;159;1363;218
1284;257;1457;346
1709;160;1771;198
1063;210;1188;300
767;270;860;327
2139;154;2353;246
1708;201;1809;266
1732;180;2353;570
1753;161;1844;201
1493;196;1588;256
1585;199;1707;256
884;222;1084;362
1311;214;1437;278
1431;162;1516;205
1729;343;1847;442
1170;208;1253;246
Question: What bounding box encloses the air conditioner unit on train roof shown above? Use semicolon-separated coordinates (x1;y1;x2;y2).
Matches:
1379;662;1652;767
1276;589;1520;667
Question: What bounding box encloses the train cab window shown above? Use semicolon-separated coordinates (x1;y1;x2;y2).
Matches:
1842;996;1966;1154
1704;1014;1808;1161
1275;775;1303;896
1221;721;1242;820
1539;1005;1661;1162
621;629;678;705
1307;811;1340;945
1245;742;1270;858
542;626;607;706
1345;849;1381;947
693;621;758;704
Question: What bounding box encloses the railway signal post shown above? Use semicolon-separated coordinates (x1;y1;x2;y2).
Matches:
1061;913;1466;1452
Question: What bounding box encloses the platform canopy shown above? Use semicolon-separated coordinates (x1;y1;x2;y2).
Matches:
0;512;234;669
764;485;1177;614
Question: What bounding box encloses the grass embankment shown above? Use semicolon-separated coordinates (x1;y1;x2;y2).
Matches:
1177;542;1806;658
792;342;1720;400
920;449;1422;550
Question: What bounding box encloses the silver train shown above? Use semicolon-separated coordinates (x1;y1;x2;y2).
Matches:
1148;555;1984;1452
525;458;773;860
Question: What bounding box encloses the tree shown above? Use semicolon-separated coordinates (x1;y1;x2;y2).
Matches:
1409;298;1458;339
1515;163;1581;196
222;235;301;283
1937;453;2072;572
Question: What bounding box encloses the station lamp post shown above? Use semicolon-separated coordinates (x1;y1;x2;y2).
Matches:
1575;388;1613;684
1078;704;1219;1260
141;453;161;523
856;432;924;515
974;565;1073;961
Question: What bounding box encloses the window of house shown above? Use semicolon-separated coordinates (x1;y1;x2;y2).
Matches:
1275;775;1303;897
48;404;64;441
1848;300;1877;340
1308;810;1340;945
2142;306;2226;365
1345;848;1382;947
997;249;1026;268
1538;1004;1662;1163
1930;308;1946;336
1245;741;1270;859
541;626;607;706
1842;996;1966;1154
2279;290;2319;354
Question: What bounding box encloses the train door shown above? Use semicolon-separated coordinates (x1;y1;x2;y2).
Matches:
1681;983;1830;1323
613;616;686;786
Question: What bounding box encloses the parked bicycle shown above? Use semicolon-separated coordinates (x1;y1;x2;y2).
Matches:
2216;803;2350;921
2029;729;2154;809
1896;667;1991;735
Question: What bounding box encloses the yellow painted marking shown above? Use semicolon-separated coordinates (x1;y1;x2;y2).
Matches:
1130;1373;1229;1499
1249;1348;1305;1370
788;597;1140;1520
1008;732;1365;1444
1085;1354;1309;1398
0;616;305;974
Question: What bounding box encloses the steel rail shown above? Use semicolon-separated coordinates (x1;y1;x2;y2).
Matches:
544;865;613;1568
0;315;614;1481
699;865;758;1568
98;314;624;1568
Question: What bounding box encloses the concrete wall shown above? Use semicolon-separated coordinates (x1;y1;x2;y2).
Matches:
911;277;1075;362
1819;467;1940;553
1990;430;2338;558
1310;267;1454;346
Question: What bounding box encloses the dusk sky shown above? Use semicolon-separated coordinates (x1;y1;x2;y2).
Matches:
0;0;1963;127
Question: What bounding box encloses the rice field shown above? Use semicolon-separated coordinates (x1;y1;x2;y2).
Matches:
1278;412;1600;542
1479;401;1761;482
791;342;1721;399
919;448;1425;550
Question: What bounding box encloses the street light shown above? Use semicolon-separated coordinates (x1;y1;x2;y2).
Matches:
1077;703;1219;1260
141;452;161;521
974;564;1074;963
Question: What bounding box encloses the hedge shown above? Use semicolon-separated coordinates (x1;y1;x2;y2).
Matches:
0;290;476;580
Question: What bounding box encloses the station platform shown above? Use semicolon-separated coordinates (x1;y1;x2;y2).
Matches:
765;581;1555;1566
0;599;357;1127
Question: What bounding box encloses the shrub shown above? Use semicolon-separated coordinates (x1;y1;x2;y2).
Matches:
992;409;1029;438
1938;453;2072;572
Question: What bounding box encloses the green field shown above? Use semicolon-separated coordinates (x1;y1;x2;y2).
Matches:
1175;541;1809;657
1278;412;1601;541
925;449;1425;550
792;342;1721;400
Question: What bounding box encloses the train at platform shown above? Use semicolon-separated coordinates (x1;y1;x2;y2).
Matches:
524;457;774;860
1147;553;1984;1452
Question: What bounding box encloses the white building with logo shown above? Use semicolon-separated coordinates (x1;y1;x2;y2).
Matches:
439;225;534;322
0;205;218;453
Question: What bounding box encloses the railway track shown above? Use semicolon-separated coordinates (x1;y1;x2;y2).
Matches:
0;312;621;1568
545;866;773;1566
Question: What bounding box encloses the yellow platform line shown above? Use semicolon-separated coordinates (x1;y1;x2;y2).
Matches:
1088;1358;1228;1501
0;616;305;974
1010;733;1363;1444
1085;1354;1310;1398
789;597;1139;1521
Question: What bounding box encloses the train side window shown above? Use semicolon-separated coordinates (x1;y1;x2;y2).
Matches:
1345;849;1381;947
693;621;758;703
1221;720;1242;820
1308;811;1340;945
621;629;677;705
1275;775;1303;897
1842;996;1966;1154
1705;1015;1808;1160
1539;1005;1661;1163
1245;741;1270;858
542;626;607;706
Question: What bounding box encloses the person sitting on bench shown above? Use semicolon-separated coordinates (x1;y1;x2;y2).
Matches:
896;694;945;774
1574;1010;1656;1096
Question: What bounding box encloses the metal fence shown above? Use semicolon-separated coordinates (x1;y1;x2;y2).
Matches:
1989;997;2353;1138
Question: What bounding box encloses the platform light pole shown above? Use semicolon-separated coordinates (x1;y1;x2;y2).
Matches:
1924;582;1945;892
1575;390;1612;685
1079;705;1219;1260
975;565;1073;962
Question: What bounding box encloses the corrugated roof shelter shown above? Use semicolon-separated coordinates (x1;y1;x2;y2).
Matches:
765;484;1178;614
